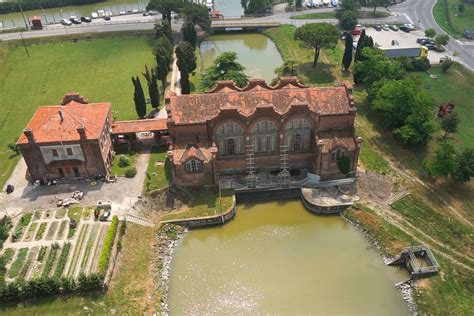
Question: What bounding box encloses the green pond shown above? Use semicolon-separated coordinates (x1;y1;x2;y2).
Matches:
168;200;411;315
200;33;284;83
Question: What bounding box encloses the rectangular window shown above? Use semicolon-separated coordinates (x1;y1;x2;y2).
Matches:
52;149;58;157
270;135;276;152
261;136;267;153
66;148;73;156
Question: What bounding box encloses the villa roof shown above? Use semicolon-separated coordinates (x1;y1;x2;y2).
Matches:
171;142;212;165
17;101;111;144
112;119;168;134
167;78;354;125
318;130;358;153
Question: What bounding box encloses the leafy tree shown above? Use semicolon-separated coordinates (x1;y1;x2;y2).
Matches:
147;0;182;24
435;34;450;47
338;9;358;30
371;77;437;145
154;20;172;42
272;59;298;85
422;140;457;178
7;141;19;155
155;53;169;92
370;0;389;13
175;42;196;95
342;33;353;71
452;148;474;182
241;0;272;15
182;2;211;29
201;52;250;90
353;48;404;87
287;0;294;6
182;21;197;49
295;0;303;8
338;0;357;12
354;30;374;62
424;28;436;38
153;36;174;64
294;23;339;68
440;112;459;138
131;76;147;118
143;65;160;109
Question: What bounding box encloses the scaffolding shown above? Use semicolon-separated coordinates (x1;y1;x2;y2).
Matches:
245;144;257;188
279;145;290;188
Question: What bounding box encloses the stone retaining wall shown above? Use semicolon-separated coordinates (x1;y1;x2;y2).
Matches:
160;196;236;229
235;187;301;204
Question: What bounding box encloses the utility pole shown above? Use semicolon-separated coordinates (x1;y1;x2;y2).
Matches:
18;2;29;29
20;32;30;58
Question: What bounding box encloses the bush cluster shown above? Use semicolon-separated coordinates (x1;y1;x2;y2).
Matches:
0;273;103;303
125;168;137;178
98;216;119;276
118;155;130;168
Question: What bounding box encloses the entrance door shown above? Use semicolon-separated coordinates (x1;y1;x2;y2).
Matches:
58;168;65;178
72;167;80;177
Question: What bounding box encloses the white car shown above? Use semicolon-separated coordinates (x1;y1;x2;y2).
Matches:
60;18;72;26
403;23;415;31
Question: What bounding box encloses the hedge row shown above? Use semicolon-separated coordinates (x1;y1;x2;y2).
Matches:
98;216;119;276
0;273;103;303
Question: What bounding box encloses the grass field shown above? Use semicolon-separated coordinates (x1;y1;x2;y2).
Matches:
143;146;171;193
111;151;138;177
0;36;155;189
263;25;349;86
433;0;474;37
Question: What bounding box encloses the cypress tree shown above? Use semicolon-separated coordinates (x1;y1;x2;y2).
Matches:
132;76;147;118
155;54;168;92
342;33;353;71
175;42;196;95
143;65;160;110
182;21;197;49
354;29;366;63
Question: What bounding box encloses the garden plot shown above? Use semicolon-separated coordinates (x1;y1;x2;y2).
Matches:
1;207;113;283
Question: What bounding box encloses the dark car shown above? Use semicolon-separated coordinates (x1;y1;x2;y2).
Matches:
143;11;151;16
103;15;111;20
373;25;382;31
417;38;431;44
399;25;411;32
389;25;399;31
463;29;474;39
81;16;92;22
423;43;436;50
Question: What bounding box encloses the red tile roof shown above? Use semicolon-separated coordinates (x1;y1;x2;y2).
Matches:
168;78;354;125
17;101;111;144
318;130;357;153
111;119;168;134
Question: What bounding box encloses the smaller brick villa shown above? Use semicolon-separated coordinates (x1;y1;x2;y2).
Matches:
17;94;114;181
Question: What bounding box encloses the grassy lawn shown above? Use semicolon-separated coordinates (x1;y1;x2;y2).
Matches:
263;25;349;86
433;0;474;38
0;35;155;189
345;205;473;315
0;223;161;315
143;146;171;193
162;189;234;220
417;65;474;148
111;150;138;177
290;12;336;19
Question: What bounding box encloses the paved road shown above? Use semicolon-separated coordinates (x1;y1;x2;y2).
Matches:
391;0;474;70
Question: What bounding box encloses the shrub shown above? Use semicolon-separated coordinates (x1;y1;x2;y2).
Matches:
125;168;137;178
424;28;436;38
118;155;130;167
411;57;430;71
98;216;119;276
77;273;103;291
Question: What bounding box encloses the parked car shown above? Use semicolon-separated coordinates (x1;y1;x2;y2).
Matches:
382;24;390;31
60;18;72;26
399;25;411;32
351;25;362;36
143;11;151;16
373;25;382;31
389;25;399;31
69;16;81;24
463;29;474;39
403;23;415;31
417;38;435;45
103;15;111;20
81;16;92;22
423;43;436;50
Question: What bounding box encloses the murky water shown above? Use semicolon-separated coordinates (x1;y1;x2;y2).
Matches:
214;0;244;18
200;33;283;83
168;200;411;315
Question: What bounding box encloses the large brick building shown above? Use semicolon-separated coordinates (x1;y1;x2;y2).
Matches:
17;94;114;182
166;78;362;187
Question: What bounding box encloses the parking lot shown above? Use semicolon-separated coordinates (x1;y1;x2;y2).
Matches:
362;27;448;65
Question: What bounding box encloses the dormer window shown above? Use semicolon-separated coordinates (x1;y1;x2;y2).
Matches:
52;149;58;157
185;159;202;173
67;148;73;156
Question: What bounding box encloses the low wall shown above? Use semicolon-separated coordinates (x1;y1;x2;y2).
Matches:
235;187;300;204
160;196;236;229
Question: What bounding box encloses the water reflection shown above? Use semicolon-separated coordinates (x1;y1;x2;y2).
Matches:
169;200;411;315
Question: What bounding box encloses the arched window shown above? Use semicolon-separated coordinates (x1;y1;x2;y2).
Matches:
185;159;202;173
331;148;345;162
216;122;244;156
285;118;311;152
251;120;278;154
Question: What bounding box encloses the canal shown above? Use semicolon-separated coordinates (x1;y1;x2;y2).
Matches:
168;200;411;315
200;33;283;83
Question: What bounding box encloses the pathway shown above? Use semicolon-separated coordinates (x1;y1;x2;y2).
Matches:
170;51;182;95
